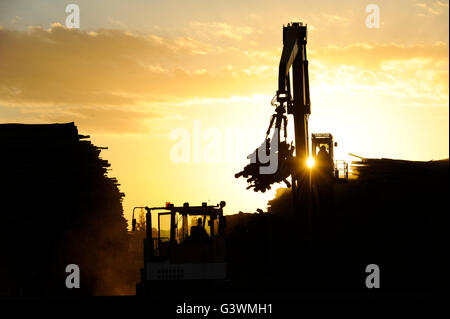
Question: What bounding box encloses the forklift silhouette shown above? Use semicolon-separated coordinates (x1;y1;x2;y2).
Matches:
133;201;227;295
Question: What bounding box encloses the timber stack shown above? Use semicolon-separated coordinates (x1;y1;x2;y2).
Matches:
0;122;131;296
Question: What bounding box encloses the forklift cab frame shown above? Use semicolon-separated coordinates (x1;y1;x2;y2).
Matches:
133;201;226;262
134;202;227;294
134;202;227;292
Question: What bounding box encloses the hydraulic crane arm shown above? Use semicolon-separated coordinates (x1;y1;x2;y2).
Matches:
277;22;311;118
277;22;312;213
277;36;299;98
235;22;312;213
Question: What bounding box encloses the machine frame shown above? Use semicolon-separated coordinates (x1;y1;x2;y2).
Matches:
134;202;227;295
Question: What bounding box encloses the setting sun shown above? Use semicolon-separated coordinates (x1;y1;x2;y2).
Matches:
307;157;315;168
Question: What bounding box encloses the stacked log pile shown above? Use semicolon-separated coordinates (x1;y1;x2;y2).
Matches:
0;122;132;296
224;157;449;293
336;157;449;291
351;157;448;182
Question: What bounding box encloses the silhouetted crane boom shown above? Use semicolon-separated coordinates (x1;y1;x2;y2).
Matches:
278;22;312;213
235;22;313;214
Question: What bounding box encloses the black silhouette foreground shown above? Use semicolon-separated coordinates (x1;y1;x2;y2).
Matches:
0;123;448;299
0;122;134;296
226;157;449;295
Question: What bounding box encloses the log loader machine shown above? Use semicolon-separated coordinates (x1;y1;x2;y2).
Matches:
133;201;227;295
235;22;348;215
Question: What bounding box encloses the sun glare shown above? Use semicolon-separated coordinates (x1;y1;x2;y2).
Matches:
307;157;315;168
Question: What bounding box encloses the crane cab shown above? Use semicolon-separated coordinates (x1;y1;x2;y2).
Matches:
311;133;348;182
135;201;227;295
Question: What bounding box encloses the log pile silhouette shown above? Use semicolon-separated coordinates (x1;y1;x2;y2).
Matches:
0;122;133;296
224;157;449;294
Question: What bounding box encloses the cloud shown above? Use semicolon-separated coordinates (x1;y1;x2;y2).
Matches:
189;22;254;41
0;24;272;107
0;24;275;133
46;106;160;134
2;104;160;134
0;24;447;134
309;42;449;104
310;42;448;68
415;1;449;15
11;16;22;24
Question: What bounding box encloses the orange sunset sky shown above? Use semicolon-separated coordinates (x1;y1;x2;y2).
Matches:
0;0;448;224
